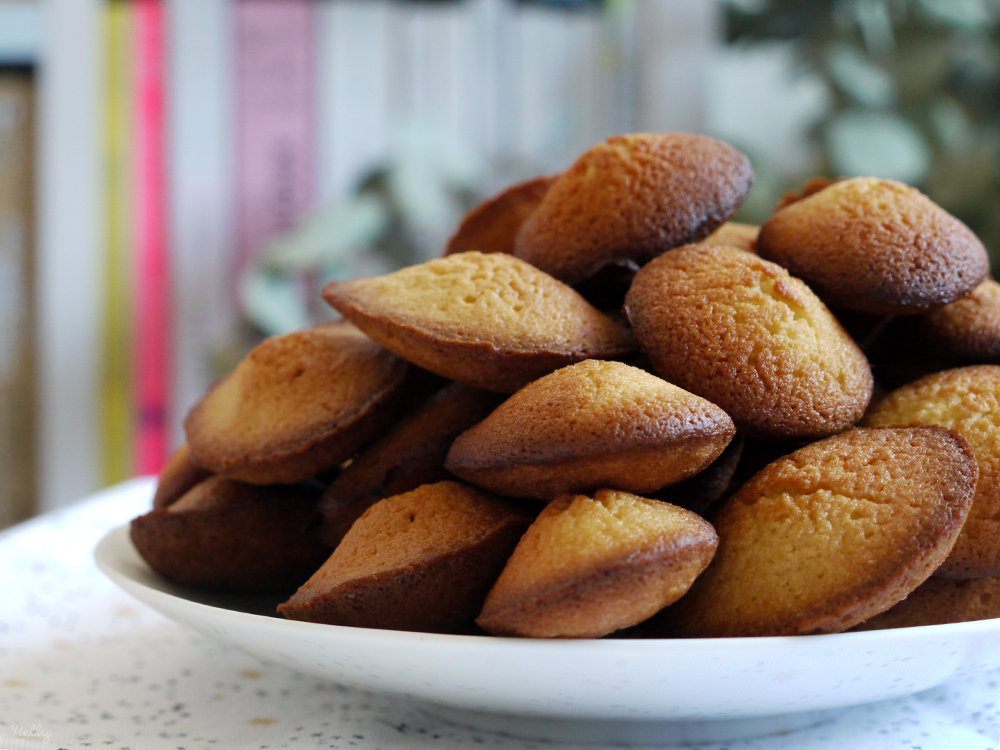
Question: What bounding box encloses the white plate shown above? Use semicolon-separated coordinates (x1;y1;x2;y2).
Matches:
95;519;1000;745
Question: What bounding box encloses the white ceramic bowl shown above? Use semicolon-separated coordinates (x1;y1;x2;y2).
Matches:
95;513;1000;745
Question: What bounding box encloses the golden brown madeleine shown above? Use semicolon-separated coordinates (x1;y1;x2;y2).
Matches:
446;360;735;500
625;243;873;439
866;280;1000;387
757;177;989;314
445;175;555;256
476;489;718;638
912;279;1000;360
872;279;1000;378
702;222;759;254
152;443;212;509
131;476;330;594
316;383;504;547
185;321;410;484
279;481;533;633
664;426;977;638
862;366;1000;578
774;176;842;210
322;252;636;393
513;133;753;285
854;576;1000;630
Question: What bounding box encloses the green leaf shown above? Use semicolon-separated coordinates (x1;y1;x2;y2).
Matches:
916;0;995;30
825;110;930;183
824;42;896;106
927;96;975;152
239;269;313;338
263;195;390;272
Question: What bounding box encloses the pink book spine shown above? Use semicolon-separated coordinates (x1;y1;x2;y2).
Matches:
133;0;171;476
235;0;316;284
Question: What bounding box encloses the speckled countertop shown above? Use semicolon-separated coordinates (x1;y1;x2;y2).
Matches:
2;478;1000;750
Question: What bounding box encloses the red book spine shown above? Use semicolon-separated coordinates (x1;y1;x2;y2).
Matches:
133;0;171;475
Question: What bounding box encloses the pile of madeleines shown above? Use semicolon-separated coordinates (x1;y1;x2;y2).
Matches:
132;132;1000;639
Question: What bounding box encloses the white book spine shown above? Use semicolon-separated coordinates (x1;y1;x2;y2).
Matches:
317;0;392;206
37;0;103;510
167;0;236;448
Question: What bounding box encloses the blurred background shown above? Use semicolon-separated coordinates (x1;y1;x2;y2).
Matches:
0;0;997;525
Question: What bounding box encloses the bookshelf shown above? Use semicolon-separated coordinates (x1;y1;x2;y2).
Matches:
18;0;727;515
11;0;832;522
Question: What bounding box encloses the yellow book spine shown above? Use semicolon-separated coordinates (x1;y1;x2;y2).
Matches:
101;0;136;485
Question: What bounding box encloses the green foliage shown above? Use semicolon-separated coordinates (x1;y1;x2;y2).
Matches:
725;0;1000;265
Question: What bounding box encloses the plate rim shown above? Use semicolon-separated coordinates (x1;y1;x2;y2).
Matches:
94;518;1000;724
94;521;1000;651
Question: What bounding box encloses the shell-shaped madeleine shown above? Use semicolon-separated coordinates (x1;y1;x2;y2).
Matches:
854;575;1000;630
279;481;533;633
322;252;636;393
131;476;330;594
663;426;977;637
757;177;988;314
774;176;843;210
625;243;873;439
477;489;718;638
702;222;759;254
910;278;1000;360
863;365;1000;578
513;133;753;285
446;360;735;500
316;382;504;547
445;174;555;256
185;321;410;484
869;279;1000;388
152;443;212;509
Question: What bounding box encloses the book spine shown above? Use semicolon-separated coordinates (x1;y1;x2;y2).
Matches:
101;0;135;485
0;71;36;528
235;0;316;283
167;0;236;448
133;0;171;476
317;0;391;207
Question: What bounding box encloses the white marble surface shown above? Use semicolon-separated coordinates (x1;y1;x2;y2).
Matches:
2;478;1000;750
